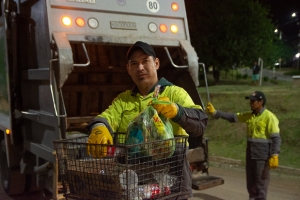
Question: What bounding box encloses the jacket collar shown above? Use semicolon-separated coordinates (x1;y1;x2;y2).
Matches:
252;107;266;115
131;77;173;96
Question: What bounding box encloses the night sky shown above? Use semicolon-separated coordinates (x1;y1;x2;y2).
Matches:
264;0;300;44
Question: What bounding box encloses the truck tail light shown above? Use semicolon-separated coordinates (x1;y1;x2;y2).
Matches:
62;16;72;26
159;24;167;33
76;17;85;27
171;3;179;11
170;24;178;33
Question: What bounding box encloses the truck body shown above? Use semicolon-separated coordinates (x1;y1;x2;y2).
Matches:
0;0;223;199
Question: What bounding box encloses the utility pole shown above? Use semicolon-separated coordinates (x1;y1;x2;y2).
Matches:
297;52;300;70
298;40;300;70
293;12;300;70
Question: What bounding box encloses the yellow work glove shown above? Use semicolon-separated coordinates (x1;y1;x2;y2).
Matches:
151;97;178;119
86;125;113;158
269;155;278;169
206;102;216;115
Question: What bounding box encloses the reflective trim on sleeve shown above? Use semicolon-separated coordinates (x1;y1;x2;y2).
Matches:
91;123;105;130
234;114;239;122
247;138;272;143
270;133;280;137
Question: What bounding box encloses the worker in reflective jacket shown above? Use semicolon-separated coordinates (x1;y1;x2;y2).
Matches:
86;41;208;200
206;91;281;200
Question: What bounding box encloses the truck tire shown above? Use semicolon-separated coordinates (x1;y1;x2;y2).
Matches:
0;140;26;195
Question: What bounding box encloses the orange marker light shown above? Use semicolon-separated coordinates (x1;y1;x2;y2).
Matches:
171;3;179;11
62;17;72;26
170;25;178;33
76;17;85;27
6;129;10;135
159;24;167;33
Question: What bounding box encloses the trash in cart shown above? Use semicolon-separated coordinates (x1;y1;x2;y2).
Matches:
125;85;175;161
54;135;188;200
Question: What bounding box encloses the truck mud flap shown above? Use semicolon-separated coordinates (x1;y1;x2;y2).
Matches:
192;176;224;190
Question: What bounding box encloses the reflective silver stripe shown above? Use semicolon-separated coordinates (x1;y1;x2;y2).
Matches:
270;133;280;137
234;114;238;122
247;138;272;143
91;123;106;130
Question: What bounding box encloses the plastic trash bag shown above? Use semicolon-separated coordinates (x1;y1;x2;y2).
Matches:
126;86;175;160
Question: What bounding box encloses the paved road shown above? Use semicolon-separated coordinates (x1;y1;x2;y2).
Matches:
1;165;300;200
239;68;293;82
190;165;300;200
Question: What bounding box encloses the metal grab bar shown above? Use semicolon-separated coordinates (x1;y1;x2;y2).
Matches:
199;63;210;103
49;59;67;118
73;43;90;67
164;47;188;68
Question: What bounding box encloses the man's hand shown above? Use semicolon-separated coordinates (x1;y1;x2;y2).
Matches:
269;155;279;169
86;125;113;158
151;97;178;119
206;102;216;115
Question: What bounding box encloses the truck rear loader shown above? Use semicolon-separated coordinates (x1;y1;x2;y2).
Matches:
0;0;223;199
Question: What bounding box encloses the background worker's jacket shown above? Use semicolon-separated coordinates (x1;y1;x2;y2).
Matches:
253;65;260;75
214;108;281;159
87;78;208;141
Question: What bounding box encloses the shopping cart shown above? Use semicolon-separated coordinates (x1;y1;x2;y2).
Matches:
54;134;188;200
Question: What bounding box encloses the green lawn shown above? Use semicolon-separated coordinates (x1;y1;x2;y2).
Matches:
197;74;300;168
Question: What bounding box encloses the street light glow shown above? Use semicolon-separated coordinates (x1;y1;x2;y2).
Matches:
296;53;300;58
292;12;297;18
274;29;278;33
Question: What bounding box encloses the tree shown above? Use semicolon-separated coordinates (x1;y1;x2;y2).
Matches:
267;39;295;68
185;0;292;81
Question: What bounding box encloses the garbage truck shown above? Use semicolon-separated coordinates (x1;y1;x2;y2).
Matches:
0;0;223;199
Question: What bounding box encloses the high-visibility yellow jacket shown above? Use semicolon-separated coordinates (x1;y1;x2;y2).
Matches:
215;108;281;159
237;109;279;141
87;78;208;142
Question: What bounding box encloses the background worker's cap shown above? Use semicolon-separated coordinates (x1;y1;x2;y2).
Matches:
245;91;266;102
126;41;156;60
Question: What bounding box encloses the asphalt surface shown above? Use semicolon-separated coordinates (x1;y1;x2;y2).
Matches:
190;163;300;200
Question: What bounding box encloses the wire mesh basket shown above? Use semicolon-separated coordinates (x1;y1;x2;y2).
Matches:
54;134;188;200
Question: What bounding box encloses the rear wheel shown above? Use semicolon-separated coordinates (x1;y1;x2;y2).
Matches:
0;140;26;195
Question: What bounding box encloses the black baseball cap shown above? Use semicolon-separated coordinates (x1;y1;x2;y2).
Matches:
245;91;266;102
126;41;156;60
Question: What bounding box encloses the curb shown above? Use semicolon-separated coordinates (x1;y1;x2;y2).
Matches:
209;156;300;176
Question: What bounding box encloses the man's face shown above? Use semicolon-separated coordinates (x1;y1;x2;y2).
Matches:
249;99;263;113
126;49;159;86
